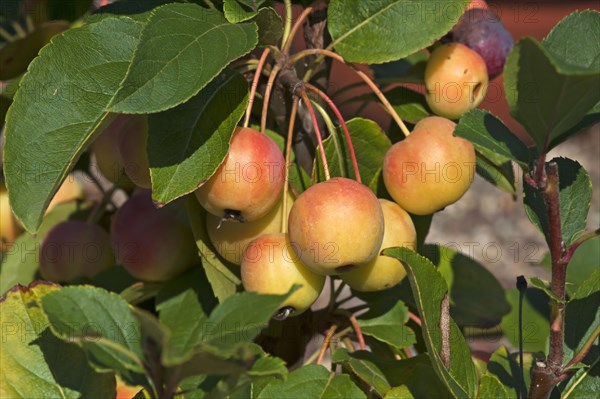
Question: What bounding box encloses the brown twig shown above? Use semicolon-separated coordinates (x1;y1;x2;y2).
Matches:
440;293;451;369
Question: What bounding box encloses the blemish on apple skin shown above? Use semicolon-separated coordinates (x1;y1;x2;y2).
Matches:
464;69;468;74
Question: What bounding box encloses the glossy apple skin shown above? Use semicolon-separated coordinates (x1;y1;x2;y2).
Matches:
341;199;417;291
92;115;136;189
207;192;294;265
241;233;325;316
195;127;285;222
288;177;384;275
110;191;198;282
40;220;115;282
425;43;488;119
452;8;514;79
118;115;151;189
0;185;23;251
383;116;476;215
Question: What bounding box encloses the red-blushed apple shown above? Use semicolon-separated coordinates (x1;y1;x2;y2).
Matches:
241;233;325;317
288;177;384;275
195;127;285;222
110;191;198;282
425;43;488;119
341;199;417;291
382;116;476;215
207;191;294;265
39;220;115;282
92;115;136;189
118;115;151;189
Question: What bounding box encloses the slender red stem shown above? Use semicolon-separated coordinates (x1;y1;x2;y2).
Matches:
282;97;299;233
349;314;366;350
408;311;422;327
244;48;271;128
289;48;410;137
260;64;282;134
282;7;313;54
304;82;361;184
298;89;330;180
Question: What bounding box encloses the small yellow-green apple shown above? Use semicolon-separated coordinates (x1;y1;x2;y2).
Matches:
195;127;285;222
0;184;23;251
110;191;198;282
241;233;325;316
92;115;136;189
118;115;151;189
341;199;417;291
288;177;384;275
39;220;115;282
425;43;488;119
207;191;294;265
382;116;476;215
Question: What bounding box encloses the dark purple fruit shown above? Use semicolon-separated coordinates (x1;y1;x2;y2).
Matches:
452;8;514;79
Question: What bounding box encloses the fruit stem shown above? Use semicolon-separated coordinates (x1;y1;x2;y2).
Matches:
243;48;271;128
316;324;338;365
304;82;361;183
281;0;293;48
86;185;117;225
408;311;422;327
310;100;345;176
282;6;314;54
349;314;366;350
282;97;299;233
290;48;411;137
298;89;330;180
260;64;282;134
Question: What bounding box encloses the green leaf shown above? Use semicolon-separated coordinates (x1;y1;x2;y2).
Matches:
541;11;600;75
224;0;266;23
202;289;296;351
332;349;391;397
186;196;241;302
0;282;115;398
328;0;470;64
4;16;142;232
485;346;534;399
254;7;283;47
560;360;600;399
454;109;529;169
500;288;550;353
358;302;416;350
503;37;600;151
386;86;430;124
384;386;413;399
148;69;248;204
478;374;510;399
109;3;257;113
564;267;600;365
422;244;511;326
529;277;565;303
523;158;592;247
315;118;391;185
381;247;478;399
475;150;517;195
257;364;366;399
0;202;84;295
41;286;148;385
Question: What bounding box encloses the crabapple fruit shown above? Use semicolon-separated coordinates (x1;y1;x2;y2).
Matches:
110;191;198;282
207;191;294;265
241;233;325;317
92;115;136;189
0;185;23;251
288;177;384;275
341;199;417;291
118;115;152;189
425;43;488;119
452;8;514;79
39;220;115;282
195;127;285;223
382;116;476;215
47;174;85;213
